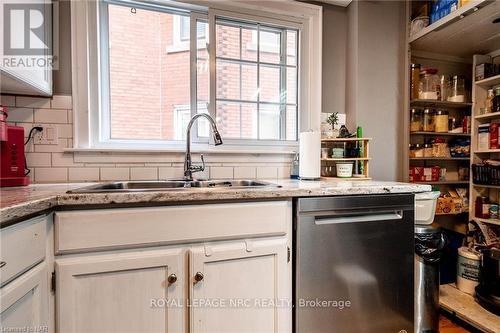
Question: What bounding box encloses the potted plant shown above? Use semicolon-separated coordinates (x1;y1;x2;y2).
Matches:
326;112;340;138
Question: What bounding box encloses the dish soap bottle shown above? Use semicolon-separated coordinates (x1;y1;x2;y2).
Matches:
291;153;299;179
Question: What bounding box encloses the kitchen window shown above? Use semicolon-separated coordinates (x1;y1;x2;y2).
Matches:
71;0;321;152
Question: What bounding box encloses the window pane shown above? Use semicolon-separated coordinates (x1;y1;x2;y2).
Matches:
259;65;280;103
286;105;297;141
259;104;280;140
197;20;209;138
107;5;191;141
286;67;297;104
259;29;281;64
216;23;240;59
216;102;257;139
180;16;190;41
216;60;257;101
286;30;297;66
241;26;257;62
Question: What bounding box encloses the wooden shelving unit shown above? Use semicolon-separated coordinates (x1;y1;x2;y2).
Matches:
321;138;371;180
410;99;473;108
410;157;470;161
474;111;500;120
475;74;500;87
410;131;471;137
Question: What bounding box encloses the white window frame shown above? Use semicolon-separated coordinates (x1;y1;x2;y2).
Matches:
70;0;322;154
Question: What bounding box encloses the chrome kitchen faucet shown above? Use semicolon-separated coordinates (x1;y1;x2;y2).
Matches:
183;114;223;181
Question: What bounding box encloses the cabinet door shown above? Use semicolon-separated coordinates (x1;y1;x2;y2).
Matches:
56;249;185;333
190;239;291;333
0;262;49;332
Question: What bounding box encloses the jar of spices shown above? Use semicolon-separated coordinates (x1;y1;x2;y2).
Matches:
410;109;423;132
485;89;495;113
432;138;448;157
492;87;500;113
435;110;449;133
422;109;435;132
410;64;421;100
423;143;433;157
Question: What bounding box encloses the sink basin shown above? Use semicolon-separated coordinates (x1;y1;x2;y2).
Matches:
67;180;280;193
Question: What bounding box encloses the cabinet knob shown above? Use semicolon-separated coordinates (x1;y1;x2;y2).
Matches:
194;272;204;282
0;261;5;268
167;274;177;284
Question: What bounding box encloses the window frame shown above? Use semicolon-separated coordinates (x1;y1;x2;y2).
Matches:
70;0;322;153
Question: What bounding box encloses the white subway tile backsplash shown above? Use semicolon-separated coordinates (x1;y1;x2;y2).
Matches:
16;96;51;108
56;124;73;138
1;95;16;107
35;168;68;182
50;95;72;109
6;108;33;123
277;166;291;179
233;167;256;179
130;167;158;180
26;153;51;167
210;166;234;179
34;139;68;153
52;152;82;167
69;168;99;182
34;108;68;124
100;167;130;181
158;167;184;179
256;166;278;179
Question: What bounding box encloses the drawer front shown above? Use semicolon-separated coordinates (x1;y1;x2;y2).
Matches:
55;201;291;254
0;216;47;286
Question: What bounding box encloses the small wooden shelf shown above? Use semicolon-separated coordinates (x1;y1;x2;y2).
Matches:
475;112;500;120
321;137;371;142
413;181;469;185
410;157;470;161
475;148;500;154
322;176;372;181
410;99;472;109
473;184;500;189
472;217;500;226
410;131;471;137
322;157;370;162
475;74;500;88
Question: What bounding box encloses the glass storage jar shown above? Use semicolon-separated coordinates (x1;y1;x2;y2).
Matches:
431;138;449;157
448;75;466;103
419;68;439;100
423;143;433;157
411;64;421;100
434;110;449;133
492;87;500;113
422;108;435;132
410;108;423;132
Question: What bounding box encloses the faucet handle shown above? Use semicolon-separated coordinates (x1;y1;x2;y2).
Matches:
190;154;205;173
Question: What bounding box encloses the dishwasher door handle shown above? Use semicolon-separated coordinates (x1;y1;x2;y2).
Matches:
314;210;403;225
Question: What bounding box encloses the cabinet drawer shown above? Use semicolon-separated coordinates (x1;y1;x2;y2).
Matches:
55;201;291;254
0;216;47;286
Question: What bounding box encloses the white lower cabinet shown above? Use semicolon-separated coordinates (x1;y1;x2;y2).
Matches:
56;248;185;333
0;262;49;332
190;238;291;333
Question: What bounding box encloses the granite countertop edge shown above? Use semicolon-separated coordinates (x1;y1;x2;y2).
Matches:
0;180;432;226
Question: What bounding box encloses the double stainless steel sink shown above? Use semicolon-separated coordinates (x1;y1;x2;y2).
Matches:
67;180;280;193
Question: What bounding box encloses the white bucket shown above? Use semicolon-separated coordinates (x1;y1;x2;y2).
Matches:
414;191;440;225
456;247;480;295
336;162;353;178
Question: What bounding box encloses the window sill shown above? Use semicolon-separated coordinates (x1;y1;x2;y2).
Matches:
64;146;298;155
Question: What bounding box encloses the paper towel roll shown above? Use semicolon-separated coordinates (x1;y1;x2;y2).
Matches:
299;131;321;180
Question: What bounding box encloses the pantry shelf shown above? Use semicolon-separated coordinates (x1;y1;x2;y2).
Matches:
322;158;370;162
409;0;500;58
410;132;471;137
475;112;500;121
472;217;500;226
410;99;473;109
475;74;500;88
473;184;500;189
475;148;500;154
321;137;371;142
409;157;470;161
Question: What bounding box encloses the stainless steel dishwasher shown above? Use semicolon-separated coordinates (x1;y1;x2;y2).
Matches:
295;194;414;333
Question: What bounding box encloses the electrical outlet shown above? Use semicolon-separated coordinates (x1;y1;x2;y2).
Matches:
34;125;58;145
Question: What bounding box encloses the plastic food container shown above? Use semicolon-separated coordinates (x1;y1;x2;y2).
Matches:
336;162;353;178
415;191;440;225
456;247;480;295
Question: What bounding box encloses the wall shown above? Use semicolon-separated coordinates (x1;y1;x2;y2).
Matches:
345;0;406;181
1;94;292;183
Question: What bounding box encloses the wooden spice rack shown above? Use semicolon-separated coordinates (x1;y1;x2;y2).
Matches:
321;137;371;180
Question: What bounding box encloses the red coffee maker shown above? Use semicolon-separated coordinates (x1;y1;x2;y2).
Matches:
0;106;30;187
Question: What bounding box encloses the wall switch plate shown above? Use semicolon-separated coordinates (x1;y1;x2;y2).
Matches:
34;124;58;145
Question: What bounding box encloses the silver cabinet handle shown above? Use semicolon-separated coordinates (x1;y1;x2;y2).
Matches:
315;210;403;225
194;272;204;283
168;274;177;284
0;261;6;268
